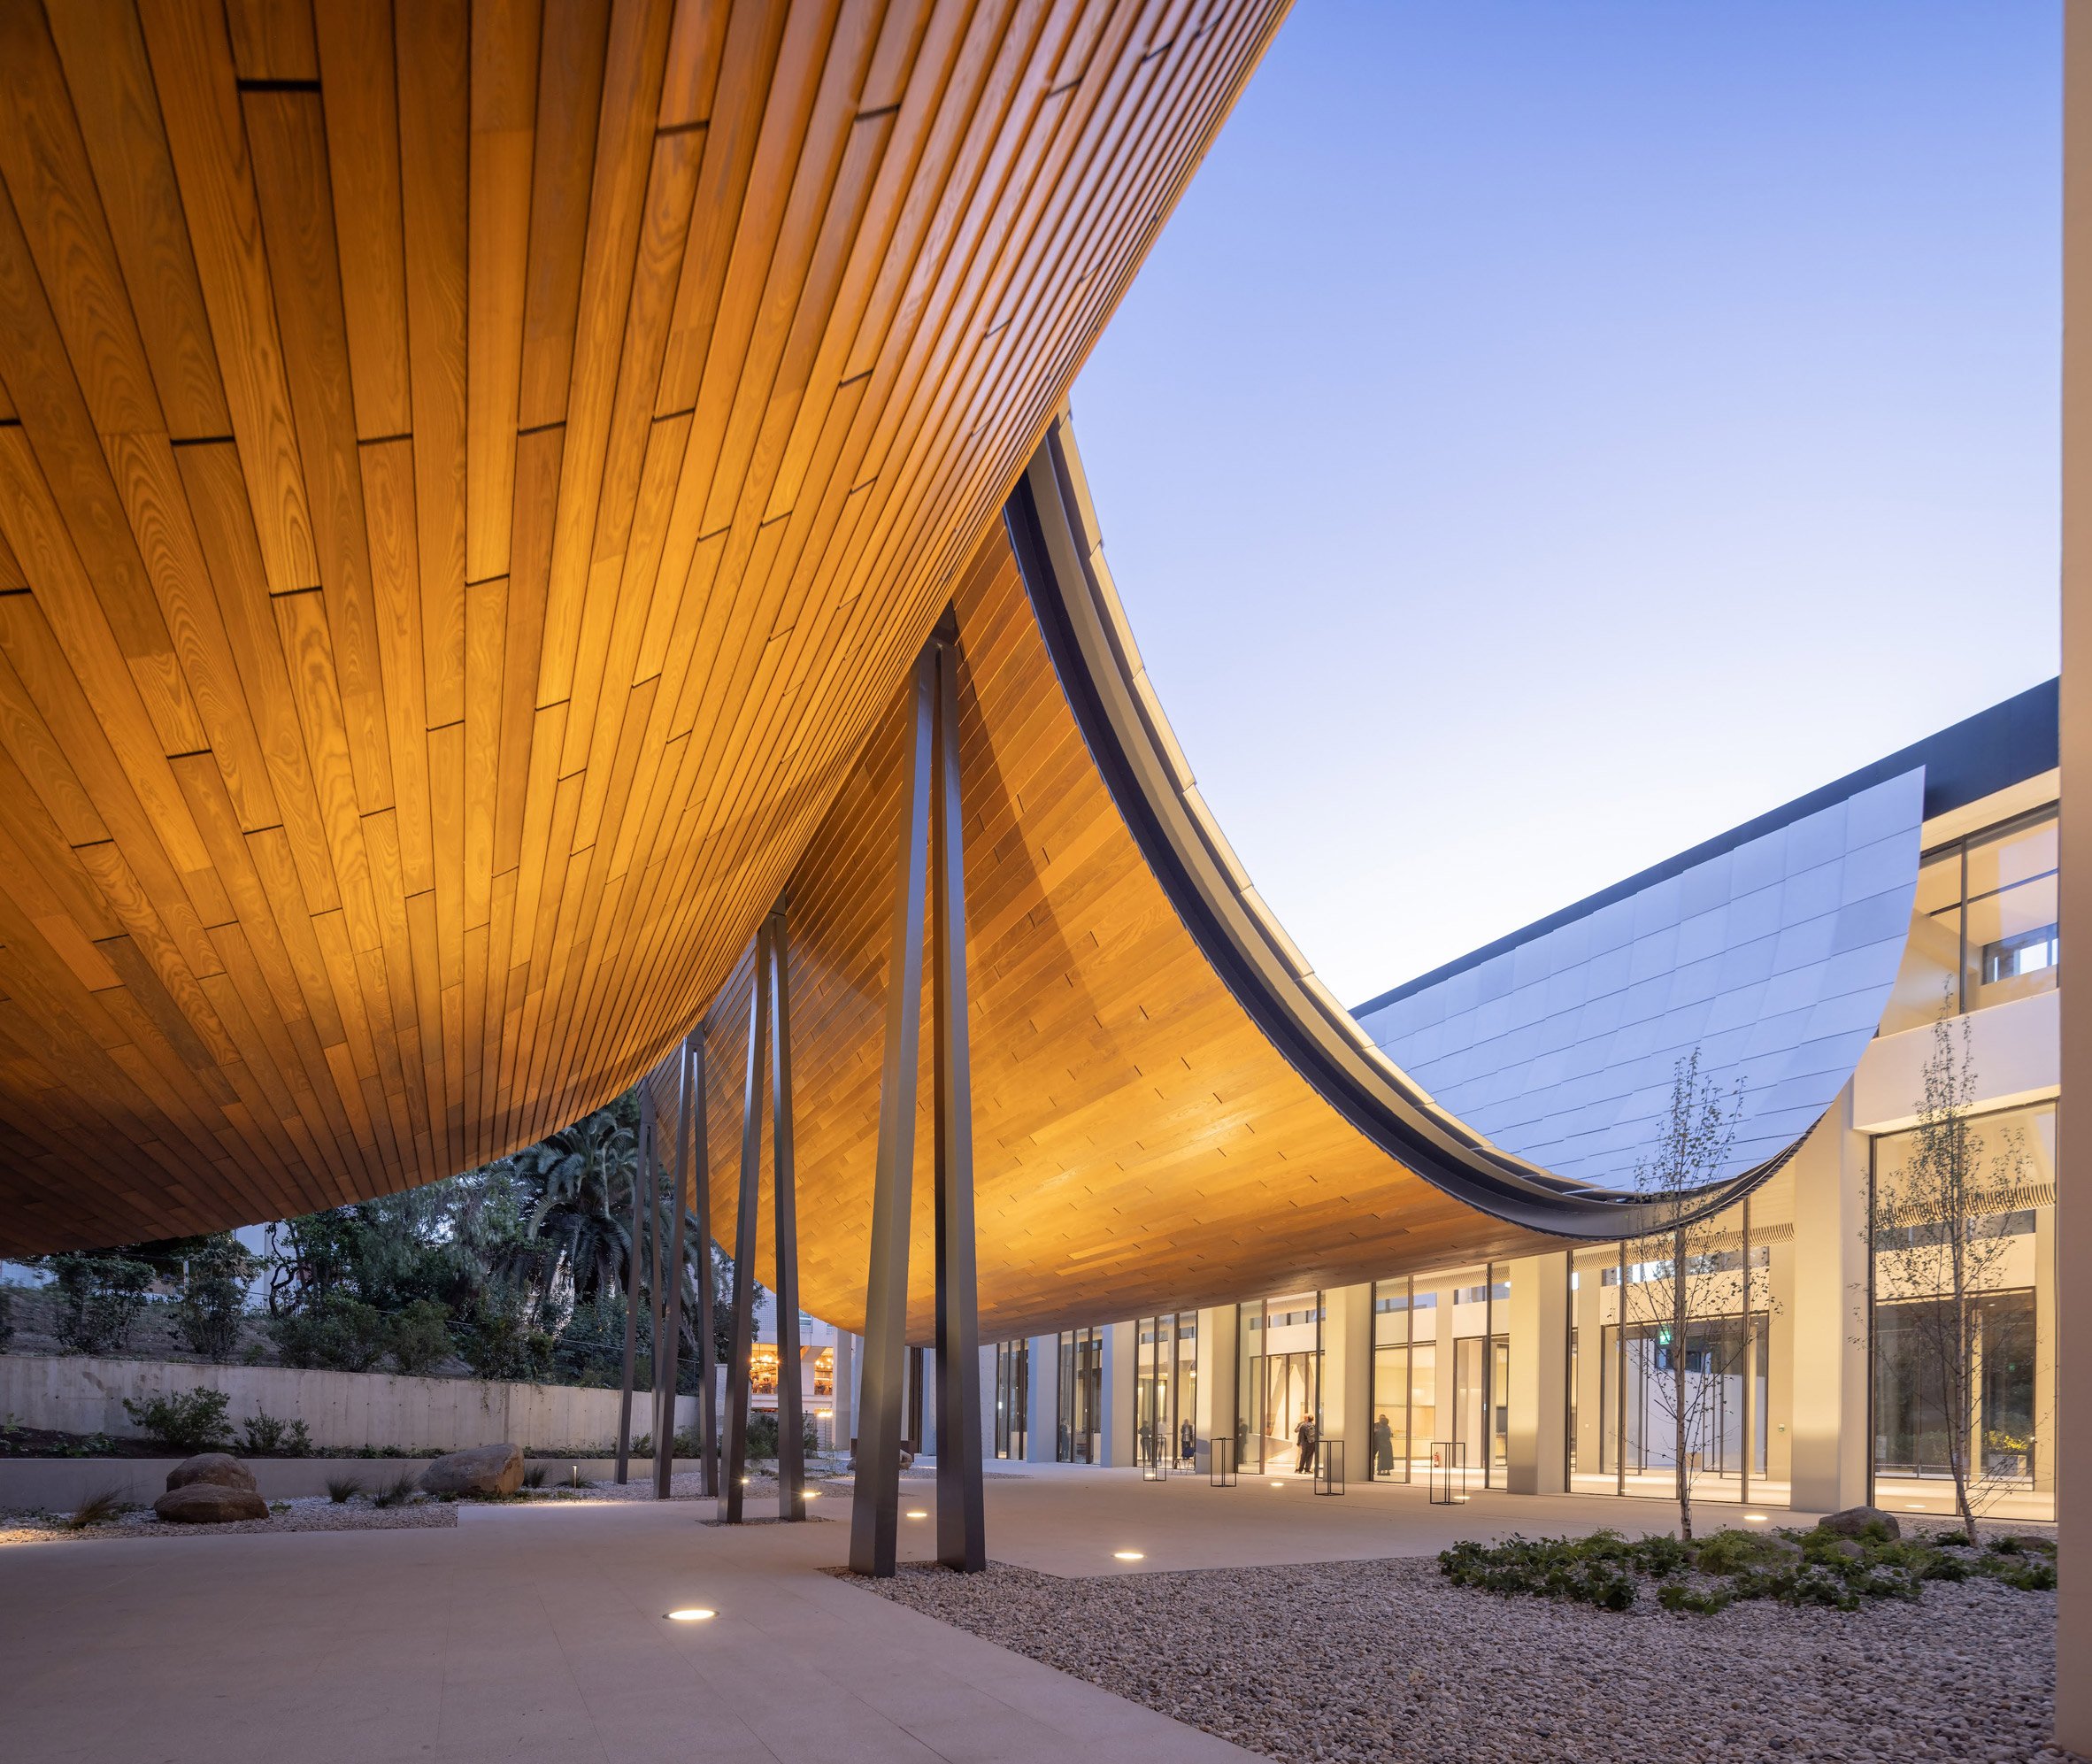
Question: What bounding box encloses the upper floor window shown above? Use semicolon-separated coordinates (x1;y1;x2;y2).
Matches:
1883;806;2057;1032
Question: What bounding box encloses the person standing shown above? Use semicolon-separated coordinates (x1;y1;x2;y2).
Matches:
1373;1412;1395;1477
1179;1417;1196;1467
1294;1412;1313;1473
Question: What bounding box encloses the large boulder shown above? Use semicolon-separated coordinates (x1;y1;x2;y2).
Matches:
1817;1505;1900;1542
155;1482;268;1524
420;1443;524;1497
165;1452;258;1494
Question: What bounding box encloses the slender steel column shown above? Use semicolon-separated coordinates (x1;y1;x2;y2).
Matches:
848;646;935;1577
770;909;805;1520
657;1032;695;1498
640;1096;665;1473
641;1087;663;1467
615;1088;644;1484
931;634;985;1571
693;1023;719;1496
723;923;771;1523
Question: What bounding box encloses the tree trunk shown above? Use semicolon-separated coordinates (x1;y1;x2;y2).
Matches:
1951;1290;1979;1542
1673;1224;1692;1540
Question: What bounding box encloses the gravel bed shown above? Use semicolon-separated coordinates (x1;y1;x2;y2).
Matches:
855;1555;2063;1764
0;1494;458;1544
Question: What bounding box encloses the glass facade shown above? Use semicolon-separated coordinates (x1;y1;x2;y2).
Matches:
1883;808;2058;1033
1235;1293;1322;1473
1870;1100;2056;1513
993;1337;1028;1460
1368;1278;1436;1481
1056;1327;1103;1462
1134;1312;1198;1467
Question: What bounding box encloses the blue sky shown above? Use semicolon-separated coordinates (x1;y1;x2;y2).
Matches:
1072;1;2060;1005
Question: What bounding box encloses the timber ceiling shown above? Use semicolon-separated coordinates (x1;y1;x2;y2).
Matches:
0;0;1286;1253
666;511;1554;1343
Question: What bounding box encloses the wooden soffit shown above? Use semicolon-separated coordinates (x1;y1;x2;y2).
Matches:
0;0;1286;1252
667;458;1555;1344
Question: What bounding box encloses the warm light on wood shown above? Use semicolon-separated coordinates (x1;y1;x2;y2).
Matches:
0;0;1284;1252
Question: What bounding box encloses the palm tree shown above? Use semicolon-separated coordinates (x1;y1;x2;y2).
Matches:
507;1106;636;1308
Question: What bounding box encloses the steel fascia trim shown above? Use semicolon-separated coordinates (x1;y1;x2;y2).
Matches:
1006;416;1796;1238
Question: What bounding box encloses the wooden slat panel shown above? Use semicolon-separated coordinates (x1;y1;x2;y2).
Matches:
0;0;1289;1252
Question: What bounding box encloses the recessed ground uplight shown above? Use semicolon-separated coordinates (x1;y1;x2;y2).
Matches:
1745;1514;1768;1524
1112;1551;1145;1561
1269;1481;1284;1489
665;1609;715;1622
905;1509;928;1519
801;1490;819;1500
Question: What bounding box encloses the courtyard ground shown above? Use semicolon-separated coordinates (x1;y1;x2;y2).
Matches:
0;1462;2065;1762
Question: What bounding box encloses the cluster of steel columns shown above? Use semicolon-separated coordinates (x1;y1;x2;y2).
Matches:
848;620;987;1575
609;909;809;1521
604;623;985;1569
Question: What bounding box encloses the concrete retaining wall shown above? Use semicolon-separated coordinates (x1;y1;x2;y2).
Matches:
0;1456;713;1511
0;1352;697;1454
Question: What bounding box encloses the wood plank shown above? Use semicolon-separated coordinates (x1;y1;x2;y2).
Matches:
311;0;411;440
395;0;471;730
42;0;230;440
243;89;396;815
135;0;319;593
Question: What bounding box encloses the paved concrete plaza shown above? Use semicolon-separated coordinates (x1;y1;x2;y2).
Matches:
0;1468;1816;1763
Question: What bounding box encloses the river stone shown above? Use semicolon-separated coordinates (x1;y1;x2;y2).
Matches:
1817;1504;1900;1540
165;1452;258;1493
420;1443;523;1496
155;1481;268;1523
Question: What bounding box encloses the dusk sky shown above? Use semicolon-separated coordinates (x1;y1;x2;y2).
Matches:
1072;1;2060;1005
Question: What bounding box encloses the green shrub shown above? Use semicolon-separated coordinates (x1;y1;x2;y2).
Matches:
522;1464;547;1488
172;1236;254;1363
268;1296;390;1372
237;1412;314;1457
1694;1528;1791;1576
50;1254;155;1356
1437;1522;2045;1619
387;1299;453;1375
1438;1533;1642;1610
326;1475;362;1504
1982;1556;2057;1591
122;1385;233;1452
455;1284;556;1384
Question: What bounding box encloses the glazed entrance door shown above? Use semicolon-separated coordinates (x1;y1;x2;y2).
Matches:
1262;1350;1319;1472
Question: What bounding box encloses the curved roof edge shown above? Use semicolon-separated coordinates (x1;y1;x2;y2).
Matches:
1005;412;1804;1238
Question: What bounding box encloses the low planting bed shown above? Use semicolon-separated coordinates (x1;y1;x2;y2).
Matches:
1439;1519;2057;1614
857;1519;2062;1764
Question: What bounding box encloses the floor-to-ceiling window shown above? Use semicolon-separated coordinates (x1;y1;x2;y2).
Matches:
1135;1312;1198;1466
1368;1277;1436;1481
1871;1099;2056;1521
1056;1328;1102;1463
993;1338;1028;1460
1591;1194;1773;1502
1450;1267;1509;1485
1234;1292;1322;1473
1880;808;2058;1034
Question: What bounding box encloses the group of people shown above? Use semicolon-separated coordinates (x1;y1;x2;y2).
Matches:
1136;1417;1201;1468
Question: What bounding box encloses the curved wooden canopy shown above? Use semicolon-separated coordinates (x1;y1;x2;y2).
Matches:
667;421;1561;1342
0;0;1286;1253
